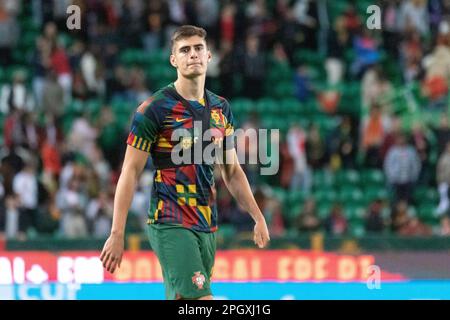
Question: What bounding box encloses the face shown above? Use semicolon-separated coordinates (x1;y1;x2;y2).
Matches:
170;36;211;79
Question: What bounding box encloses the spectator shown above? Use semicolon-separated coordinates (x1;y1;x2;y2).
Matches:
0;0;19;67
287;124;311;194
411;122;431;184
50;40;72;105
384;133;421;204
32;36;51;109
381;0;401;58
438;215;450;236
381;115;402;161
42;70;65;119
351;29;381;78
391;199;415;232
365;199;386;233
398;216;433;236
324;203;348;235
220;2;236;48
398;0;430;36
0;70;35;114
218;41;236;98
86;191;113;237
436;142;450;215
142;12;165;52
67;112;99;160
325;17;347;86
56;177;88;238
242;34;266;99
400;30;423;82
433;115;450;156
293;65;313;102
328;116;357;169
295;198;321;232
12;157;39;238
422;38;450;111
306;124;326;169
361;66;394;114
361;104;389;168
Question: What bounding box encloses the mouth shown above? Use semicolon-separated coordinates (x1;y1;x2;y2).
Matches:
188;63;202;67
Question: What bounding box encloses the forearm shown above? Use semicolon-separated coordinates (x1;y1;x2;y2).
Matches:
111;169;138;236
223;166;264;223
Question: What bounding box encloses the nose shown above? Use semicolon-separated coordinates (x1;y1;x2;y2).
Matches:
189;47;198;60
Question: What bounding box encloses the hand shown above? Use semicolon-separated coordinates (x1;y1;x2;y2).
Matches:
100;233;124;274
253;218;270;249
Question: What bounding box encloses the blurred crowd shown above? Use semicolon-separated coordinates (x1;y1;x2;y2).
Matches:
1;0;450;240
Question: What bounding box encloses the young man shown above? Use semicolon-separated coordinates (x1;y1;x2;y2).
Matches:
100;25;270;300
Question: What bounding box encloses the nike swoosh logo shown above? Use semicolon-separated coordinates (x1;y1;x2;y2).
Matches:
176;118;188;122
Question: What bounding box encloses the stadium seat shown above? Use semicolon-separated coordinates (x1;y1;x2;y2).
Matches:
337;169;361;186
317;202;333;220
314;189;338;203
363;186;389;204
362;169;385;186
338;187;364;204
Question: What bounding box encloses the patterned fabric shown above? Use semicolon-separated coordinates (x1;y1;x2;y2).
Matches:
126;83;235;232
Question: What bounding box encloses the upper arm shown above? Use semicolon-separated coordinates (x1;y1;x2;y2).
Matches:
121;144;149;178
218;147;241;181
124;97;163;175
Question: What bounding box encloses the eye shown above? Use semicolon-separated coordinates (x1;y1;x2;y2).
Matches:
181;47;189;53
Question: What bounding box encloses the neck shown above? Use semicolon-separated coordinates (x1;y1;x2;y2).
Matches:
174;76;205;101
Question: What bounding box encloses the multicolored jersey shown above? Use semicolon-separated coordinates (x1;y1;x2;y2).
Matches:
126;83;235;232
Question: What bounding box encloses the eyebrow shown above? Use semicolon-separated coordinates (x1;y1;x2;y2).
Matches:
178;44;205;52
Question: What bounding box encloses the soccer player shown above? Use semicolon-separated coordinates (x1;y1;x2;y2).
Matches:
100;25;270;300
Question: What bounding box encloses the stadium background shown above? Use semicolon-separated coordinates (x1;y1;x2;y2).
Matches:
1;0;450;299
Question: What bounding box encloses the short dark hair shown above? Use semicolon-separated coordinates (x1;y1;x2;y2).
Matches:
171;25;207;52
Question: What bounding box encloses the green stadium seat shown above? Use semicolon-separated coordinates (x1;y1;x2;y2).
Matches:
314;189;338;203
337;169;361;186
417;203;437;221
288;190;307;206
280;98;303;115
346;205;366;222
338;187;364;204
317;202;333;219
231;98;253;114
271;187;288;203
414;187;439;203
256;98;277;114
349;221;366;237
313;170;336;189
272;81;294;98
362;169;385;186
363;186;389;204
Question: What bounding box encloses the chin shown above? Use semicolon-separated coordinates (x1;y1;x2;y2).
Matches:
185;71;206;79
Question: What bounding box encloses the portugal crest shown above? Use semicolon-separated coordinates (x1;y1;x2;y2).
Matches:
192;271;206;290
210;109;225;128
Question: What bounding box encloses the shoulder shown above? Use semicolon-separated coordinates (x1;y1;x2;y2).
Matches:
207;90;230;109
136;88;171;118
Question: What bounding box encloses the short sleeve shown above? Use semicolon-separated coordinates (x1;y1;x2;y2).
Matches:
126;100;162;153
221;99;235;150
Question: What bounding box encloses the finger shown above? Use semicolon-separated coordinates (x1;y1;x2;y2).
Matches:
262;234;269;248
106;256;116;273
110;261;117;274
100;249;106;261
253;233;259;246
255;232;264;248
118;255;122;268
111;258;120;274
102;252;110;268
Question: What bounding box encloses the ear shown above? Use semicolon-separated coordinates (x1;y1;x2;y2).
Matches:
207;50;212;63
170;54;177;68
